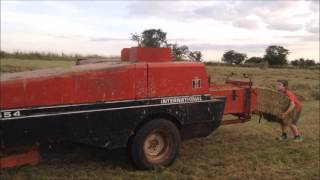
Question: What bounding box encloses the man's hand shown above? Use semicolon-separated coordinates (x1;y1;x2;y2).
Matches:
282;102;294;119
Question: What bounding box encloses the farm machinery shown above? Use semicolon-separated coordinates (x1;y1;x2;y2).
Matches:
0;47;257;169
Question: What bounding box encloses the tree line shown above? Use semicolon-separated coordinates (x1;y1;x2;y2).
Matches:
222;46;317;67
0;50;108;61
132;29;317;67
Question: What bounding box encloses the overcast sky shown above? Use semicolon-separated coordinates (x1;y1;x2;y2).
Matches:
1;1;319;61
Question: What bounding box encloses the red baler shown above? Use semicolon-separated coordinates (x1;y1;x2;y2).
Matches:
0;47;256;169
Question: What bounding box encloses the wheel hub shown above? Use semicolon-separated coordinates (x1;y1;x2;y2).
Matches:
144;133;165;156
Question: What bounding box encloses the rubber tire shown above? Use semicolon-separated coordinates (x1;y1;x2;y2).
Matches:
130;119;180;170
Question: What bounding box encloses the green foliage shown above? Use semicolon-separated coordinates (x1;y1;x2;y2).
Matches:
244;57;264;64
130;33;142;47
170;44;189;60
264;45;289;65
291;58;316;67
131;29;202;61
0;50;9;58
170;44;202;61
188;51;202;62
222;50;247;64
131;29;168;48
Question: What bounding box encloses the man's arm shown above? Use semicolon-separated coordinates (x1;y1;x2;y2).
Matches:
282;101;295;118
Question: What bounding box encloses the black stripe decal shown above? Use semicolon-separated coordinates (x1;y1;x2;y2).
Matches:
0;95;213;121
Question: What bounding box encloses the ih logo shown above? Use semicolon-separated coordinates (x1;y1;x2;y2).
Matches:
192;78;201;89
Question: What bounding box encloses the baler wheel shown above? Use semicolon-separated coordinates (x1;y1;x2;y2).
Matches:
130;119;180;169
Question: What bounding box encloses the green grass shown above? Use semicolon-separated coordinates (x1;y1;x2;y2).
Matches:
0;59;319;179
207;65;320;101
0;58;74;73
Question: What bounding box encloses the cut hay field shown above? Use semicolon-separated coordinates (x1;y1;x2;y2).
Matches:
0;58;74;73
0;58;319;180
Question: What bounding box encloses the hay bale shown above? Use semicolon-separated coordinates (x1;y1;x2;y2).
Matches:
256;87;296;125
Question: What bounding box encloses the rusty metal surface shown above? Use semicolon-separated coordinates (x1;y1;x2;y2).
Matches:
210;80;257;115
0;144;40;169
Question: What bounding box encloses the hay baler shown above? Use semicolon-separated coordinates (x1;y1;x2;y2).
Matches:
0;47;257;169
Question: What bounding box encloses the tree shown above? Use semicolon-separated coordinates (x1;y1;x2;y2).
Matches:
188;51;202;61
0;50;8;58
170;44;189;60
130;29;202;61
131;33;142;47
291;58;316;67
291;58;305;66
131;29;167;48
264;45;289;65
291;59;300;66
244;57;263;64
305;59;316;66
222;50;247;64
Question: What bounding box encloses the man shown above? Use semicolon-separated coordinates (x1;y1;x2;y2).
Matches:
275;80;303;143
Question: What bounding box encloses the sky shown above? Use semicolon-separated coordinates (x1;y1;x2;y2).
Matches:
1;0;319;62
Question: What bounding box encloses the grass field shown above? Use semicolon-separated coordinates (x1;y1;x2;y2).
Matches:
0;58;74;73
0;58;319;179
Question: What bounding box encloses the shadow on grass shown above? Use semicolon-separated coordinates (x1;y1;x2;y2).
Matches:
38;141;135;170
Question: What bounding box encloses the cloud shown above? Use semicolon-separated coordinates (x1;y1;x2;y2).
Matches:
169;37;195;42
306;18;319;34
90;37;128;42
299;34;319;42
55;34;87;40
193;2;260;29
2;1;318;61
267;22;302;31
55;35;73;39
126;1;194;20
232;18;259;30
188;43;273;52
192;1;312;32
193;3;241;21
306;24;319;34
309;0;320;13
54;34;129;42
275;34;319;43
127;2;171;17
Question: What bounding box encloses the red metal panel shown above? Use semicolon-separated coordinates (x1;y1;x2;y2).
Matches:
0;80;27;109
147;62;209;97
72;67;135;103
121;48;130;61
210;83;257;114
1;64;136;109
0;144;39;169
130;47;172;62
134;63;148;99
210;86;245;114
23;75;76;108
